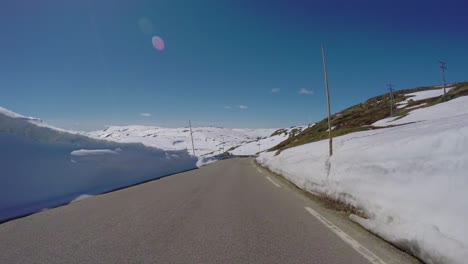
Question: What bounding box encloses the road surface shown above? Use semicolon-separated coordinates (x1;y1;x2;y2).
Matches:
0;158;419;264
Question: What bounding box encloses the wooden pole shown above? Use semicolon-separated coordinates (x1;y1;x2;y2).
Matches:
321;45;333;157
440;61;447;95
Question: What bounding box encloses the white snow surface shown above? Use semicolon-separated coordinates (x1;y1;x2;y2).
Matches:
0;106;73;133
397;87;453;109
88;125;279;160
257;96;468;264
373;95;468;127
70;149;119;156
230;125;311;156
0;106;28;119
71;194;94;203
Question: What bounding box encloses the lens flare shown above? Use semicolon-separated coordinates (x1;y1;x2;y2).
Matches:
152;36;165;51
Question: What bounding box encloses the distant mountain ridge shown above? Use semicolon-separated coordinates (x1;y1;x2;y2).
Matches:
87;125;279;158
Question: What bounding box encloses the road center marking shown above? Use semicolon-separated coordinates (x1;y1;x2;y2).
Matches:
304;207;387;264
266;176;281;188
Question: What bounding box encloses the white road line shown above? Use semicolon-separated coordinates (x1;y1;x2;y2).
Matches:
266;176;281;188
304;207;387;264
256;168;263;174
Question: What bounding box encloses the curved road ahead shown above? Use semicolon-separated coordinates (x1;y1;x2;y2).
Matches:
0;158;419;264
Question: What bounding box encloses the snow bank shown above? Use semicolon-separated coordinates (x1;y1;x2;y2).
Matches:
257;96;468;264
70;194;94;203
0;106;72;133
0;107;197;222
70;149;119;156
0;106;29;119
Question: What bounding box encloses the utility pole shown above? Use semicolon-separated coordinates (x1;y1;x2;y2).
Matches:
439;60;447;95
189;120;196;156
387;83;395;117
321;45;333;157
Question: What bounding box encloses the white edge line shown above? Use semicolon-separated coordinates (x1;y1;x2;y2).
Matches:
256;168;263;174
304;207;387;264
266;176;281;188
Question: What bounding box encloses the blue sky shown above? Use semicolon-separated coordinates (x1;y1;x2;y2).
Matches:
1;0;467;130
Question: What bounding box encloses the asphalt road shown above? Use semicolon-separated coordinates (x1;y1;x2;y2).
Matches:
0;158;419;264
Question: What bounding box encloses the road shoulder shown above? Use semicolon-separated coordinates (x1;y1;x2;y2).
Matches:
252;158;421;264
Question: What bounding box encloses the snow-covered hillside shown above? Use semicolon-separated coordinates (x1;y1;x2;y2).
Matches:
396;86;454;109
374;87;463;127
0;107;197;223
88;126;278;159
229;125;311;156
257;95;468;264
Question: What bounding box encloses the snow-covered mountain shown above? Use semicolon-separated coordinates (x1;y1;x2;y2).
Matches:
88;126;283;158
0;106;197;223
229;124;312;156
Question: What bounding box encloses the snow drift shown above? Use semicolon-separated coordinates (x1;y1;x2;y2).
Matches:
257;95;468;264
0;107;197;222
